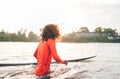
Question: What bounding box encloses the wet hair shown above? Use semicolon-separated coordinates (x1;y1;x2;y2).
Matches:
41;24;60;41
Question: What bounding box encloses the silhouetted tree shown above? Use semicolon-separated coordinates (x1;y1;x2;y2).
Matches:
103;28;117;36
28;31;39;42
94;27;103;33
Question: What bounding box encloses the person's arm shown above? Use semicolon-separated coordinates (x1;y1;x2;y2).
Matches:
48;39;65;64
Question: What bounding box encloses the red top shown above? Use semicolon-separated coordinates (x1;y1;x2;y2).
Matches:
34;38;64;76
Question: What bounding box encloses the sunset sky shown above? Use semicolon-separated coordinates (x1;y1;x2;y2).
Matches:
0;0;120;35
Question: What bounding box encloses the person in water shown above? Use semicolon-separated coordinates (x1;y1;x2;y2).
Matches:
34;24;68;77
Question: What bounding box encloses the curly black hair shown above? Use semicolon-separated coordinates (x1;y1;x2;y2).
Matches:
41;24;60;41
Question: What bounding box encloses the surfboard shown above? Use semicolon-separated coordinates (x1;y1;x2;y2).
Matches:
0;55;96;66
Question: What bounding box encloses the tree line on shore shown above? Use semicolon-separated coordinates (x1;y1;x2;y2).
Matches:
0;27;120;42
0;29;39;42
62;27;120;43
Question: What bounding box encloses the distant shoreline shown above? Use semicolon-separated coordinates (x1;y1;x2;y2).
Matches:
0;41;120;43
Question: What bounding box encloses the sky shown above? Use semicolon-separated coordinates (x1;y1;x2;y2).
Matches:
0;0;120;35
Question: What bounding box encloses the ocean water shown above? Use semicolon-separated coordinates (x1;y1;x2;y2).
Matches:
0;42;97;63
0;42;120;79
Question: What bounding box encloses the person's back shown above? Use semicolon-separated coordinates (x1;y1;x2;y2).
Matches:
34;24;68;77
